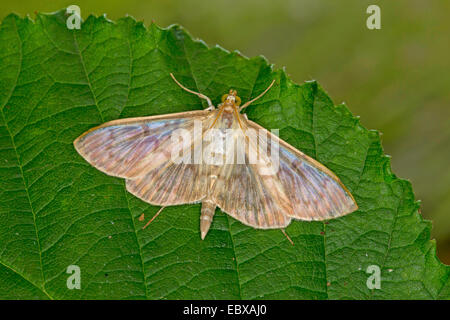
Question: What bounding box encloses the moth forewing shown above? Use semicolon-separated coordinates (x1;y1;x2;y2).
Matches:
209;116;294;229
246;119;358;221
73;110;211;178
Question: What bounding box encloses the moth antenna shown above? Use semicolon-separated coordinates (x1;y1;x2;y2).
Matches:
170;73;214;110
281;229;294;246
142;206;166;230
239;79;275;112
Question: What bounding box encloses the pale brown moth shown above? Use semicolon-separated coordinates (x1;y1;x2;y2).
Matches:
74;74;358;241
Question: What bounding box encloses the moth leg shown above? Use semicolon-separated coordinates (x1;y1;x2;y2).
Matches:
170;73;215;110
142;206;166;230
281;229;294;246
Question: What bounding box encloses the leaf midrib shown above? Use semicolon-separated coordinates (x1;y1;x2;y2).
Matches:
181;36;244;299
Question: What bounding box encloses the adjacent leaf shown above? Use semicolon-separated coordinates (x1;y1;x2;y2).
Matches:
0;10;448;299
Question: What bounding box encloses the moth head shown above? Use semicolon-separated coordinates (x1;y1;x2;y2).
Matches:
221;89;241;106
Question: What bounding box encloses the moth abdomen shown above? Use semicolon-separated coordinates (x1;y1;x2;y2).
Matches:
200;199;216;240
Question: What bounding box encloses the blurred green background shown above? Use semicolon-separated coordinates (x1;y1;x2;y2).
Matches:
1;0;449;263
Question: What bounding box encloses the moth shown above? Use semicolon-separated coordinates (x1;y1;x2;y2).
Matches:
74;74;357;241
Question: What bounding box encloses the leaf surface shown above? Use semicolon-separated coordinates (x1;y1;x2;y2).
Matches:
0;10;448;299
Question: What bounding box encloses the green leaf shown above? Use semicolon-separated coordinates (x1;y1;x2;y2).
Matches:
0;9;448;300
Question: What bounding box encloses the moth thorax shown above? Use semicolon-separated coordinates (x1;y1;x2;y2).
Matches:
223;105;234;113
